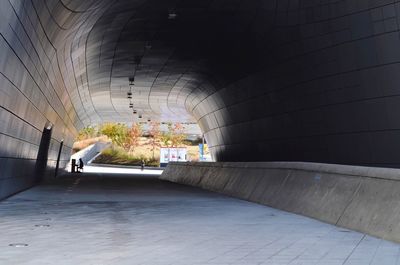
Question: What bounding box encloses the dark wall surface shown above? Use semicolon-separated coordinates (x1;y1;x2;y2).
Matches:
198;1;400;167
1;0;400;198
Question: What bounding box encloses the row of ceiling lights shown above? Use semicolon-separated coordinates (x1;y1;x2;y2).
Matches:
127;76;151;122
126;30;185;123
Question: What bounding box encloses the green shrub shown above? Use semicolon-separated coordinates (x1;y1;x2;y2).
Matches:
99;123;128;147
93;146;159;167
77;126;98;140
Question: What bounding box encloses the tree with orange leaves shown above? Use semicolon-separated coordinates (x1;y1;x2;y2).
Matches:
148;121;161;159
170;123;186;147
124;123;142;152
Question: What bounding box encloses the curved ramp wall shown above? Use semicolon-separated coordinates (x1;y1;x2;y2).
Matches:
3;0;400;199
161;162;400;243
0;0;89;199
197;1;400;167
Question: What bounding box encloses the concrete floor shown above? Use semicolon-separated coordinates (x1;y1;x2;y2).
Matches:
0;172;400;265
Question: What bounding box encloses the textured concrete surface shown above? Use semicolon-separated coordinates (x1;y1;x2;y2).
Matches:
1;172;400;265
161;162;400;243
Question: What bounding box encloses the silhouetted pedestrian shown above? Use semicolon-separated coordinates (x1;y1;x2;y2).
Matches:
141;160;145;171
78;158;84;173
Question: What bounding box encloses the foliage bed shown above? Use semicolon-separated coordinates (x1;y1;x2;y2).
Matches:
93;147;159;167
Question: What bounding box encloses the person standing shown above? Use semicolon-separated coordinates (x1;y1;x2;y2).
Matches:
141;160;145;171
78;158;84;173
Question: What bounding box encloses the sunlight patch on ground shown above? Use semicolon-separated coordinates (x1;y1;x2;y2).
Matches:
83;165;163;175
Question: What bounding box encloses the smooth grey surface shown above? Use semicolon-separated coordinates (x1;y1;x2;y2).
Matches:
1;172;400;265
161;162;400;243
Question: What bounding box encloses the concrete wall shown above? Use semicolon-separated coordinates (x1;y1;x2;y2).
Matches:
66;142;110;171
195;1;400;167
2;0;400;199
0;0;86;199
161;162;400;242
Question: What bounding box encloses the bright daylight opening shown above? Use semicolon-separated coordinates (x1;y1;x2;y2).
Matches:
69;121;211;174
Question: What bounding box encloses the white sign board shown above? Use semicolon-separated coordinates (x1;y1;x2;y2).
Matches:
160;147;187;164
177;148;186;162
160;148;170;164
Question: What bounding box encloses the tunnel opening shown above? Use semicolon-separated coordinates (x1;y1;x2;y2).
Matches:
70;121;208;171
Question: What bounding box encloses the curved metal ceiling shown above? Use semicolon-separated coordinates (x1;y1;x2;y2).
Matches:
51;0;268;125
2;0;400;170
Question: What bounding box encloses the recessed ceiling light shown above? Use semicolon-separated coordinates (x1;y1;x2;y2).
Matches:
129;77;135;86
35;224;50;227
168;13;177;19
9;243;28;247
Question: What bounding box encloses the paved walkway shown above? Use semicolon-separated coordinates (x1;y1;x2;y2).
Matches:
0;172;399;265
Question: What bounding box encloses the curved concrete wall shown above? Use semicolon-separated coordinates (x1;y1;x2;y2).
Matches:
2;0;400;198
0;0;81;198
197;1;400;167
161;162;400;242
